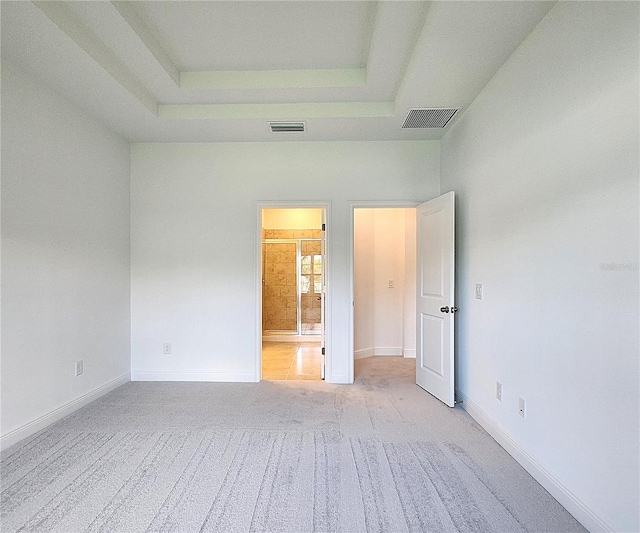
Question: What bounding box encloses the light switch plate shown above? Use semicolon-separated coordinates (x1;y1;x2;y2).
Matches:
475;284;483;300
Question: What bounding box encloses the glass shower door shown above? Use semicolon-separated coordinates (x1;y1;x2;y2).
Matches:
300;240;322;335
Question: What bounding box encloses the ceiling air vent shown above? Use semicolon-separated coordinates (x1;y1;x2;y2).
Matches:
268;121;306;133
401;108;460;129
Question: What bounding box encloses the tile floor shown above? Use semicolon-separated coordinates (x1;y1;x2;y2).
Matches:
301;322;322;334
262;341;322;380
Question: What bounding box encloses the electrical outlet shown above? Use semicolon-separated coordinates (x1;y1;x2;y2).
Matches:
496;382;503;401
388;279;394;288
75;360;83;376
163;343;172;354
475;283;483;300
519;397;526;417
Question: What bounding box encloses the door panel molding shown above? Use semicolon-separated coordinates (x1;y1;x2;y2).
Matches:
416;192;455;407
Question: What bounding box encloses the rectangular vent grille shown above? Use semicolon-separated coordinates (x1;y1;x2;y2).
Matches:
268;121;306;133
401;108;459;129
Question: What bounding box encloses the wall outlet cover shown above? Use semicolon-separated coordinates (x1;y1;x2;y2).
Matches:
163;343;172;354
519;397;526;417
75;360;83;376
496;381;503;401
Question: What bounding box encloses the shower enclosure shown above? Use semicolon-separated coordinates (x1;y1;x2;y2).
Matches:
262;232;323;336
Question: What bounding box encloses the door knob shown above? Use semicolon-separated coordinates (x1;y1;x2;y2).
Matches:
316;296;322;301
440;306;450;313
451;306;459;313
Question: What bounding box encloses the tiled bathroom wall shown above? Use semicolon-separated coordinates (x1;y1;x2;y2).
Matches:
264;230;321;239
263;242;297;331
262;229;322;333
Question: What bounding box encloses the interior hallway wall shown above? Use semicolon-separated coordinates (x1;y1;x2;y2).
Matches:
402;209;417;358
1;62;131;449
440;3;639;531
130;141;439;383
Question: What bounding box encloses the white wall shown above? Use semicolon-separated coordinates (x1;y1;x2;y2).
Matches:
1;62;131;449
353;209;375;355
262;208;322;230
440;3;639;532
403;209;416;358
130;141;439;383
354;208;415;359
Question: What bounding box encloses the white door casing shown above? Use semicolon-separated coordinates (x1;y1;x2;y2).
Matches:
416;192;455;407
321;212;326;380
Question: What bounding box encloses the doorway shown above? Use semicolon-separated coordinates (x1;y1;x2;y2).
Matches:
350;195;456;407
352;207;418;382
259;207;326;381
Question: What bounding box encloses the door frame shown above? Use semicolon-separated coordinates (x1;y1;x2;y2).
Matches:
256;201;331;382
348;201;420;384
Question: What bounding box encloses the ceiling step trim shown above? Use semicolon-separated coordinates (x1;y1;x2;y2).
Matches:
159;102;395;120
33;0;158;116
180;68;366;90
111;0;180;86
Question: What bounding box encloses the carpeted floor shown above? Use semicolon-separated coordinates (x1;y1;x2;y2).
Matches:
1;357;586;532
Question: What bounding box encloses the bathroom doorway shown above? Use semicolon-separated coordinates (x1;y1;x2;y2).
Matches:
258;206;327;381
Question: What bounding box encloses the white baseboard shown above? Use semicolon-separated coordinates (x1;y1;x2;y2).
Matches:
262;334;320;343
403;349;416;358
355;347;403;360
455;390;614;533
131;371;256;382
374;347;403;356
354;348;375;360
1;372;130;452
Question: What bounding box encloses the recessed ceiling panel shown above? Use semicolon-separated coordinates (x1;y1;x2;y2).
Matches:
131;1;377;71
1;0;555;142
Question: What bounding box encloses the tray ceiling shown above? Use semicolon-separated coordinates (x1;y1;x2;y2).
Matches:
1;1;555;142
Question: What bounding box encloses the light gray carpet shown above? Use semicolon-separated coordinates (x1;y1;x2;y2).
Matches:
1;357;586;533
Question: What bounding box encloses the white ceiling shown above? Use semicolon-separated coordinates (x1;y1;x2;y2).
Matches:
1;1;555;143
130;1;377;71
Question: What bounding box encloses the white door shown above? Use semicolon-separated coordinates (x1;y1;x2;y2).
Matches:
416;192;456;407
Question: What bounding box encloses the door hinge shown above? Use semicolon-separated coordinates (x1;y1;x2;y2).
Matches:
322;223;326;231
322;347;325;355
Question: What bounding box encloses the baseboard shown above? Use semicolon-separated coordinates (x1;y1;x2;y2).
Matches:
374;347;403;356
262;334;320;343
354;348;375;360
403;349;416;358
131;371;257;382
0;372;130;452
355;347;403;360
455;390;615;533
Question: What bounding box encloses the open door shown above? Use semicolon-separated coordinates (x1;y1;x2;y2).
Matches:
416;192;455;407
